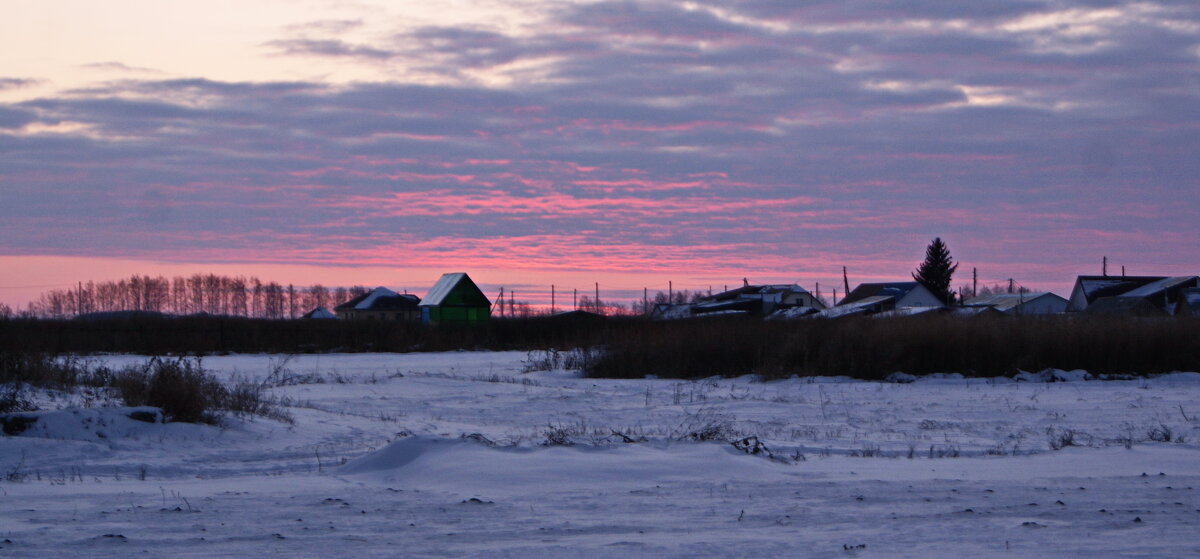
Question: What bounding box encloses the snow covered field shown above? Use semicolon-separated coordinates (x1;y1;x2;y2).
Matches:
3;351;1199;557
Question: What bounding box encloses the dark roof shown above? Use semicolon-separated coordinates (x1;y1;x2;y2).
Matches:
700;283;812;302
1072;276;1167;304
541;310;608;323
692;299;758;314
839;282;921;306
335;287;420;312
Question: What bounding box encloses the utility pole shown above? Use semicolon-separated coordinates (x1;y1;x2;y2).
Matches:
832;288;838;306
643;287;648;315
551;285;555;314
498;287;505;317
1103;256;1108;277
1121;265;1125;277
669;281;673;304
510;289;515;316
573;288;577;310
972;267;977;299
1008;278;1014;294
842;266;850;296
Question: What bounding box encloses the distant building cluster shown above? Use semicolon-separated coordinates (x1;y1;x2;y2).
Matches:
308;273;492;325
646;275;1199;320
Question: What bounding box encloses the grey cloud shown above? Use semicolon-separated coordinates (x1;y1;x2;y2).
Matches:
1;0;1196;280
0;78;39;90
283;19;364;35
0;107;35;128
265;38;395;60
80;62;164;74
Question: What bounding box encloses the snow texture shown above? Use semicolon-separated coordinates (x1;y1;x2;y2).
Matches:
354;287;400;310
3;352;1200;558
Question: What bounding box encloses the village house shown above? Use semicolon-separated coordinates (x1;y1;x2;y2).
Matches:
820;282;943;318
693;283;825;317
652;282;825;319
334;287;421;321
419;273;491;324
1067;275;1200;315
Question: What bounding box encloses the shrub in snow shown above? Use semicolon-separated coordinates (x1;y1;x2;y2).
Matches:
113;358;226;424
112;357;290;425
885;372;917;384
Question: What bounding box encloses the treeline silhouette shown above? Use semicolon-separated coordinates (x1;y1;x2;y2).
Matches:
23;274;372;319
0;314;615;355
2;313;1198;379
584;314;1200;379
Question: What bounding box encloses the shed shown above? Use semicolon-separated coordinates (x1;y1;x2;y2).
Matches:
419;273;491;324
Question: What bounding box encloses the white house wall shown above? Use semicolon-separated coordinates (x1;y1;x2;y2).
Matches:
1012;294;1068;315
896;285;944;308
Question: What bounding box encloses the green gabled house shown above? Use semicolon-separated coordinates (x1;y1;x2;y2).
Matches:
419;273;491;324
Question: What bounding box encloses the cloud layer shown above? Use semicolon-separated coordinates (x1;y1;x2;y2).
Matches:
2;0;1198;300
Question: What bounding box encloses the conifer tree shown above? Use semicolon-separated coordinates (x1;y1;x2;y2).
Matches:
913;237;959;305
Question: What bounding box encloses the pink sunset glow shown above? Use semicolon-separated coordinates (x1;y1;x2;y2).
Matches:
2;1;1198;312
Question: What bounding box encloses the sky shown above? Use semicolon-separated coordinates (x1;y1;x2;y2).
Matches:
2;0;1198;309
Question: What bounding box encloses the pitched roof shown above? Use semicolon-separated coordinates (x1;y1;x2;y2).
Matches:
420;273;489;307
1118;276;1198;298
334;287;420;312
302;307;337;319
1071;276;1166;303
700;283;812;302
839;282;921;306
821;295;892;317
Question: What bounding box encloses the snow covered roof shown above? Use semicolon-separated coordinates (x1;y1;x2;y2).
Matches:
335;287;420;312
302;307;338;319
1072;276;1166;302
820;295;892;318
700;283;812;302
839;282;919;306
652;303;694;320
419;273;489;308
1118;276;1198;298
766;306;820;319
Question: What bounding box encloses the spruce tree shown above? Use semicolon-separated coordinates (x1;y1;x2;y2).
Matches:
913;237;959;305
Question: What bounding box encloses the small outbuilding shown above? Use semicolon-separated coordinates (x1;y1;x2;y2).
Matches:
419;273;491;324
